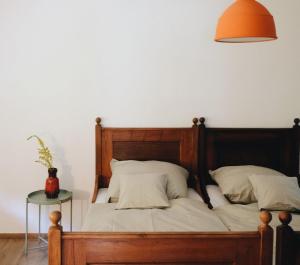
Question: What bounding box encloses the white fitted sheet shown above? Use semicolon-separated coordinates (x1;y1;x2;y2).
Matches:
206;185;230;208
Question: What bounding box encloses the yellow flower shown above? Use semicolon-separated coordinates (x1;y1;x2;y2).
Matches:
27;135;53;169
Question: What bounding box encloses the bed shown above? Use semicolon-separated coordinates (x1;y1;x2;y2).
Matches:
275;118;300;265
48;117;273;265
197;117;300;265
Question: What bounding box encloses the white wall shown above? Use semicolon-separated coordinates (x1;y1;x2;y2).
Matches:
0;0;299;233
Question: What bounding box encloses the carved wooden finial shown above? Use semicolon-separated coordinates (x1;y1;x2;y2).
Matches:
294;118;300;127
278;211;292;225
199;117;205;126
95;117;102;126
49;211;61;227
260;210;272;226
192;118;199;127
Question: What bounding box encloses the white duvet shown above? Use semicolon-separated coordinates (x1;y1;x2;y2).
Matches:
214;203;300;231
214;203;300;265
81;197;228;232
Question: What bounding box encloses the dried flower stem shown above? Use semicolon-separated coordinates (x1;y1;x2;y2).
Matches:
27;135;53;169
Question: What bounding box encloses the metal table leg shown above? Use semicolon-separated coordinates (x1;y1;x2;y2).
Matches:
24;198;28;255
70;197;72;232
38;204;41;243
59;202;62;225
24;190;72;253
37;204;48;245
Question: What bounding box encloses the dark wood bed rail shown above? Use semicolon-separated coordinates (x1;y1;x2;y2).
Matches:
48;210;273;265
276;211;300;265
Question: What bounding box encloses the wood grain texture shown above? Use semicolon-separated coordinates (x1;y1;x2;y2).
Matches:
198;118;300;207
92;117;199;202
258;211;273;265
55;230;272;265
0;239;47;265
197;118;300;263
196;118;300;265
92;117;102;203
0;233;47;239
48;211;62;265
204;128;298;176
198;117;212;208
101;128;198;186
54;117;300;265
112;141;180;163
47;211;273;265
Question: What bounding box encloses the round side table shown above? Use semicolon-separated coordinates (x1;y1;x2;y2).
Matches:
24;189;72;255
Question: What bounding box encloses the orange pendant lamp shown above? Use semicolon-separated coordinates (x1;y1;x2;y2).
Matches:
215;0;277;43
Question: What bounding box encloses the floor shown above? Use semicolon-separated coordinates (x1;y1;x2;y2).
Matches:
0;239;47;265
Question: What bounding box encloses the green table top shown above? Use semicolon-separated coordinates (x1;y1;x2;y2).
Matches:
27;189;72;205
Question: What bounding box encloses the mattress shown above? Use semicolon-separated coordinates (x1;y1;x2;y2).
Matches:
214;203;300;265
94;186;300;232
82;196;228;232
89;185;299;265
214;202;300;231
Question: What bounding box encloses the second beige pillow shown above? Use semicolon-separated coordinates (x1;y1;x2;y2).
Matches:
115;173;170;210
249;174;300;212
209;165;284;204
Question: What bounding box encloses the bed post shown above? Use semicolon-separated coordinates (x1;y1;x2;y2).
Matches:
92;117;102;203
293;118;300;184
190;118;200;189
48;211;62;265
198;117;212;209
258;211;273;265
276;211;296;265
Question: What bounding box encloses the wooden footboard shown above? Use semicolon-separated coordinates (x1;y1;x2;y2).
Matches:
276;211;300;265
48;211;273;265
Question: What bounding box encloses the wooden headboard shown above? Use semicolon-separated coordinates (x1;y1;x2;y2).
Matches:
198;117;300;208
92;117;200;202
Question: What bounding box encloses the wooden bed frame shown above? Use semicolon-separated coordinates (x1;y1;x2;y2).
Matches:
48;117;274;265
197;117;300;265
91;117;201;201
198;117;300;209
276;211;300;265
275;119;300;265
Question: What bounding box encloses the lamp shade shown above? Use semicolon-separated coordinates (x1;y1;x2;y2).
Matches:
215;0;277;43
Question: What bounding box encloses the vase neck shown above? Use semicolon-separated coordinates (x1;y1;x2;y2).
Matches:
48;168;57;178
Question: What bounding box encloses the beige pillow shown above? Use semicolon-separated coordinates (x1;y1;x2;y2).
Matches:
108;159;188;201
249;174;300;211
209;165;284;204
115;173;169;209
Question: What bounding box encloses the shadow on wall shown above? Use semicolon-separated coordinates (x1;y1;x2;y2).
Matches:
50;136;74;190
48;137;91;230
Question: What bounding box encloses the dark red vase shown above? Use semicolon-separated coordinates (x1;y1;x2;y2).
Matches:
45;168;60;198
